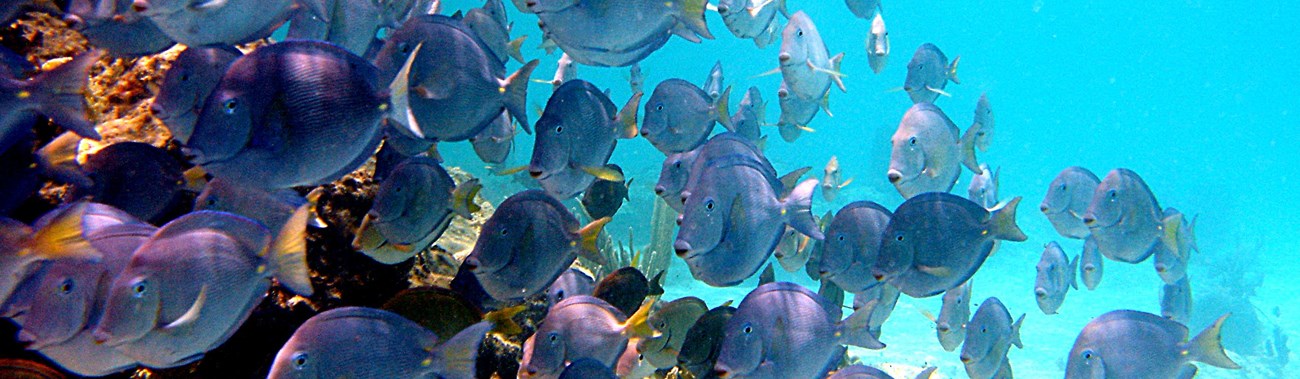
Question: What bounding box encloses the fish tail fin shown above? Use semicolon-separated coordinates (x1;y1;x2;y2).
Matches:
782;179;824;240
451;178;483;219
1010;313;1025;348
1068;254;1079;290
756;135;768;151
989;197;1027;242
1186;215;1198;253
623;297;658;338
506;35;527;64
27;202;97;262
270;199;314;296
1161;212;1185;258
35;131;92;188
617;91;642;139
914;367;938;379
948;56;961;84
759;262;775;285
828;53;846;92
577;217;611;265
677;0;714;40
716;85;734;131
777;166;811;198
484;305;526;336
821;91;833;117
777;0;790;18
1186;313;1240;369
503;59;540;134
26;50;103;140
430;321;492;379
839;299;886;349
960;125;981;173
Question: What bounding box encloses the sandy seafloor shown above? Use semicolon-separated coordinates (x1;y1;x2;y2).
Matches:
435;0;1298;377
2;0;1294;377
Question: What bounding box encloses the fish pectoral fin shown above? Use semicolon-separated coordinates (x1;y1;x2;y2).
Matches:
916;265;953;277
838;177;854;188
580;165;625;182
918;308;938;323
746;0;773;16
492;165;529;176
163;285;208;332
750;66;782;79
925;85;952;97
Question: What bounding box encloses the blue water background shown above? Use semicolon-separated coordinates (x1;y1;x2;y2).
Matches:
427;1;1298;376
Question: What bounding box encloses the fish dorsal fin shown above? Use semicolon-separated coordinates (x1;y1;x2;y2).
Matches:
484;305;526;336
163;285;207;332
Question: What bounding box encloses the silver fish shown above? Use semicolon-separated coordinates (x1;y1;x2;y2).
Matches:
714;282;882;379
641;78;732;154
1080;236;1103;290
1083;168;1181;263
654;150;699;212
152;45;241;144
779;11;844;100
93;210;312;368
969;93;994;151
874;193;1025;298
866;13;889;74
528;79;639;200
843;0;881;19
11;222;151;376
1065;310;1238;378
546;53;579;91
354;156;480;264
547;268;595;306
1040;166;1100;239
286;0;418;56
528;0;711;67
926;280;972;352
638;296;708;368
887;102;981;199
821;155;852;202
269;307;490;379
65;0;174;57
967;164;999;209
903;43;959;104
673;162;821;286
463;190;608;302
470;111;517;164
818;201;891;293
852;282;900;340
703;60;725;102
1034;241;1077;315
960;297;1023;379
130;0;306;46
1;50;103;144
716;0;784;48
0;202;114;309
462;0;526;64
731;86;767;144
519;295;652;379
1152;208;1196;285
373;15;537;142
1160;276;1192;325
187;41;388;190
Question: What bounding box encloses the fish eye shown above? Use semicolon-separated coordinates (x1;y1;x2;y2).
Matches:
704;199;715;211
908;137;918;146
1082;349;1094;360
222;98;238;114
1058;184;1066;191
398;42;412;54
58;278;74;295
655;104;663;111
796;29;804;37
131;280;148;298
717;4;728;13
555;125;563;133
555;290;564;300
674;161;682;168
742;324;753;334
292;352;308;369
981;326;987;333
895;233;904;242
548;332;559;342
179;72;189;82
1107;190;1118;201
500;228;509;236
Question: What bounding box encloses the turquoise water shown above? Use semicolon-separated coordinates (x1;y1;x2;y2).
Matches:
438;1;1298;377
